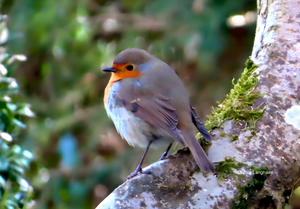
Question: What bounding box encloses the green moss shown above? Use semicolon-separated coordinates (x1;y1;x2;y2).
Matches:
229;134;239;142
219;132;226;137
198;138;212;153
232;167;271;209
251;131;257;137
283;189;291;207
215;157;247;181
186;183;192;188
205;59;265;131
246;130;257;140
195;166;201;173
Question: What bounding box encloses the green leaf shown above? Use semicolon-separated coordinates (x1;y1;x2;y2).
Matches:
0;132;13;142
8;169;20;182
10;145;22;155
18;178;29;192
22;150;33;160
6;104;17;111
0;140;9;151
0;156;9;171
12;119;26;129
0;101;7;109
0;121;5;131
0;77;15;84
6;199;19;207
9;165;25;175
2;108;12;118
16;105;34;117
13;158;30;168
0;175;6;187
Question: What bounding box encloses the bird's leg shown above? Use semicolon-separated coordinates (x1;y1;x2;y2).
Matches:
127;140;152;179
159;143;173;161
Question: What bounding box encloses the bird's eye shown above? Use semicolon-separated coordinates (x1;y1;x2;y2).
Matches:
126;65;134;71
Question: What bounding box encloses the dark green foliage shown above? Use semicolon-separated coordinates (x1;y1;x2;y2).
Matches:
229;134;239;142
232;167;271;209
0;15;35;209
0;144;34;209
282;189;292;207
215;157;247;181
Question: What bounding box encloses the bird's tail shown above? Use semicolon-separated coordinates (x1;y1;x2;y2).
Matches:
182;131;215;172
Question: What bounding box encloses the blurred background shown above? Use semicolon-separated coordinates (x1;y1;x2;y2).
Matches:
0;0;257;208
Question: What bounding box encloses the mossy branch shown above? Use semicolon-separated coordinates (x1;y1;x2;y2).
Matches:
205;59;265;131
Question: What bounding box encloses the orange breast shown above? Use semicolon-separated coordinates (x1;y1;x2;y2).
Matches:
104;81;114;104
104;70;143;104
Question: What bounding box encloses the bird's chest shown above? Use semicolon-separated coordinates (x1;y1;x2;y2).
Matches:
105;82;153;148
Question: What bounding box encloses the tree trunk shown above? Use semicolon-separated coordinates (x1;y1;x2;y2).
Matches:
96;0;300;208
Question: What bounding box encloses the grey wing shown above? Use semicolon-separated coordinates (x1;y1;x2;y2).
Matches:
190;102;212;141
117;80;185;145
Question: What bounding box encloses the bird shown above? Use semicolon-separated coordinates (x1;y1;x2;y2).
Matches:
103;48;214;179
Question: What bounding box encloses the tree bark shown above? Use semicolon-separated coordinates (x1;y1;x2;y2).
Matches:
96;0;300;208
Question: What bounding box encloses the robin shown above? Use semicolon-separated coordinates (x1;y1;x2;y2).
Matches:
103;48;214;179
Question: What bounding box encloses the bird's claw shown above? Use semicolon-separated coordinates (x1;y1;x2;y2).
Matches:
159;151;169;161
159;155;168;161
127;168;152;179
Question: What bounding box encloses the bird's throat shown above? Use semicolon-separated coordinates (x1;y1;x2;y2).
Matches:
104;71;143;104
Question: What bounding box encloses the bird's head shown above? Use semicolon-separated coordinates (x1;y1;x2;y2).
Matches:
102;48;154;81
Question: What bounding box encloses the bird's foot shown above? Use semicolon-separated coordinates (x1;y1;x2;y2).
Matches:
127;169;140;179
159;143;173;161
159;151;169;161
127;167;151;179
159;155;168;161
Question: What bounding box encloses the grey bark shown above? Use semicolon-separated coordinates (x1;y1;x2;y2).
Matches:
96;0;300;208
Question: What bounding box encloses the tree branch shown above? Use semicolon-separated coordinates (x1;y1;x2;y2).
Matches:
96;0;300;208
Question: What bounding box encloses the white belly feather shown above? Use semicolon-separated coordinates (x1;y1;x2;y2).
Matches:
105;82;173;149
105;102;151;148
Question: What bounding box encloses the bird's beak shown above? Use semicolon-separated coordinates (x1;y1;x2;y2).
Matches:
102;67;117;72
